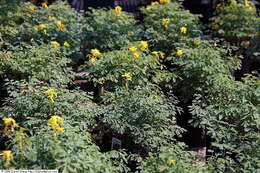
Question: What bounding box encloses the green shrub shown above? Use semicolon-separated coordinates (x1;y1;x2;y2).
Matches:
93;85;183;152
190;74;260;172
247;22;260;62
139;145;212;173
0;125;129;172
211;0;260;45
84;43;172;92
0;0;84;61
140;1;201;55
0;0;27;46
0;79;95;132
0;44;73;86
167;40;240;102
84;7;141;52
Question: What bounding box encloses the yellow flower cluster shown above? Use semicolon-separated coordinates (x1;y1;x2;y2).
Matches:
36;23;47;35
129;46;137;52
44;88;57;103
38;24;47;35
122;73;132;81
2;117;19;135
152;51;165;59
151;1;159;5
28;5;35;13
50;41;60;48
91;49;101;57
128;41;148;59
42;2;48;8
139;41;148;51
167;159;176;165
56;21;66;31
176;49;183;56
89;57;96;64
146;7;151;11
122;72;132;89
88;49;101;65
34;26;38;32
133;52;140;59
159;0;169;5
115;6;122;17
194;40;200;46
180;27;187;34
152;51;159;56
48;116;64;141
162;18;170;29
245;0;250;7
151;0;168;6
64;41;70;47
39;24;46;30
49;16;56;21
1;150;12;167
129;46;139;58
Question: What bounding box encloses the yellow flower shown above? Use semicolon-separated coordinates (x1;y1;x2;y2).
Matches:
30;38;34;43
152;51;159;56
34;26;38;32
160;0;169;4
176;49;182;56
28;5;35;13
53;133;57;141
2;118;19;135
48;116;64;141
56;127;64;133
180;27;187;34
56;21;66;31
43;29;47;35
146;7;151;11
159;51;165;59
162;18;170;29
39;24;46;30
42;2;48;8
89;57;96;64
48;16;56;21
115;6;122;17
151;1;159;5
214;42;217;47
91;49;101;57
167;159;176;165
140;41;148;51
64;41;70;47
122;72;132;89
1;150;12;167
245;0;250;7
129;46;137;52
50;41;60;48
44;88;57;103
133;52;140;59
194;40;200;46
48;116;64;130
122;73;132;81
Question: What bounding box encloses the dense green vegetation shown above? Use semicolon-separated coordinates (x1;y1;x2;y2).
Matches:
0;0;259;172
